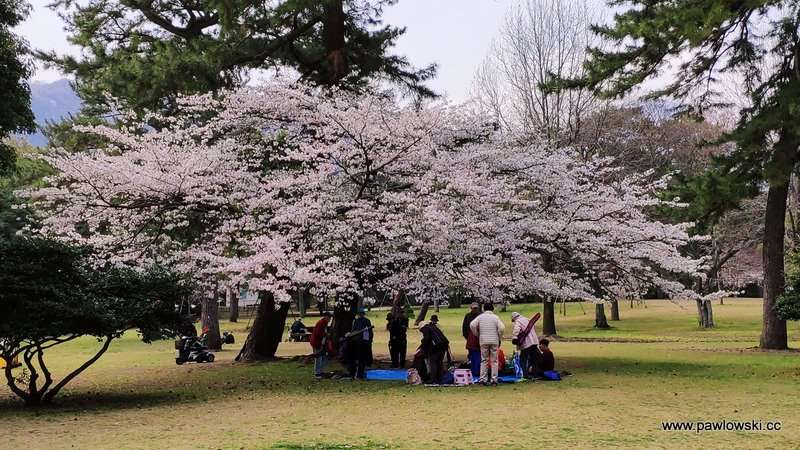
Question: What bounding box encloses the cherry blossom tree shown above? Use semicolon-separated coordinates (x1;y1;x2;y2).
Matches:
415;140;703;333
28;80;703;357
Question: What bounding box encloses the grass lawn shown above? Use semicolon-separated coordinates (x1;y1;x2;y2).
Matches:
3;298;800;449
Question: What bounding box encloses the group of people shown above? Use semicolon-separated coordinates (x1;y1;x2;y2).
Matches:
463;302;554;385
309;308;375;380
308;303;555;384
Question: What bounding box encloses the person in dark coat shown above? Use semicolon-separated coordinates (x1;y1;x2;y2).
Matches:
177;315;198;337
461;302;481;340
420;315;449;383
348;308;373;380
533;338;555;377
387;310;409;368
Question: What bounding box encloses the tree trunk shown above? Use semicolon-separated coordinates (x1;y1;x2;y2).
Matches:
610;299;620;321
704;300;715;328
201;287;222;350
298;288;307;318
323;0;347;83
415;300;431;326
332;296;357;353
695;299;715;328
227;286;239;323
391;290;404;317
237;292;289;361
594;303;610;329
542;299;557;336
761;179;790;349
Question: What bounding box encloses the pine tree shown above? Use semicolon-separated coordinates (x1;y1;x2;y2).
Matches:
40;0;437;116
552;0;800;349
0;0;35;172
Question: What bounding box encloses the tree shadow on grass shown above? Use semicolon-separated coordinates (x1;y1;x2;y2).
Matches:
0;389;180;418
0;360;407;417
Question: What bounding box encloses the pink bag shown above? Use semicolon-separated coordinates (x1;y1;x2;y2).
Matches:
453;368;473;385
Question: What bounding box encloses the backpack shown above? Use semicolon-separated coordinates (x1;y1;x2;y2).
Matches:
429;325;449;350
542;370;561;381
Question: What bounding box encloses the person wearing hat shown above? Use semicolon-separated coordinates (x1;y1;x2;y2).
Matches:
419;315;450;383
511;312;540;379
347;308;374;380
462;302;481;340
310;311;333;379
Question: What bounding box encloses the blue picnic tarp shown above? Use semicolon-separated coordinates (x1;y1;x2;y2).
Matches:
365;369;408;381
365;368;523;383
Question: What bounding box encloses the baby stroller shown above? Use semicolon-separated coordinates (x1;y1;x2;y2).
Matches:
175;335;215;365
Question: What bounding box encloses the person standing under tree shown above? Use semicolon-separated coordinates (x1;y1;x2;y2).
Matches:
387;310;408;368
470;303;505;386
511;312;540;378
462;302;481;341
462;302;482;376
420;315;450;383
348;308;373;380
310;312;332;379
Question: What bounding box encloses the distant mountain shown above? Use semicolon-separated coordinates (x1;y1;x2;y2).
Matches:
19;79;82;147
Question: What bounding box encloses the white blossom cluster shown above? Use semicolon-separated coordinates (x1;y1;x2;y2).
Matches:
26;81;704;304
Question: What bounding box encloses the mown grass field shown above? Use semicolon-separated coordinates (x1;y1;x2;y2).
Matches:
2;299;800;449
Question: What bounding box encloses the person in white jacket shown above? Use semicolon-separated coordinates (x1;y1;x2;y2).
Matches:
469;303;505;385
511;312;540;378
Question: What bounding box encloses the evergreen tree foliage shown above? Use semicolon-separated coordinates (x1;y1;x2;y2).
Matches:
550;0;800;349
0;235;188;406
0;140;54;237
0;0;35;171
40;0;436;116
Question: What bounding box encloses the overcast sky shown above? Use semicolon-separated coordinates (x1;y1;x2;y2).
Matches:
17;0;511;101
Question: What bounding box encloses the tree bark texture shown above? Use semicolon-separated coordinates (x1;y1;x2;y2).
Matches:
391;290;404;317
237;292;289;361
610;299;620;321
594;303;610;329
761;180;789;349
695;299;715;328
227;286;239;323
201;287;222;350
323;0;348;83
332;296;357;354
542;299;557;336
415;300;431;326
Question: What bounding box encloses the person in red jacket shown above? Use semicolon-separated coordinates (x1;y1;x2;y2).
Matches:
310;312;332;379
466;327;481;377
487;346;506;373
